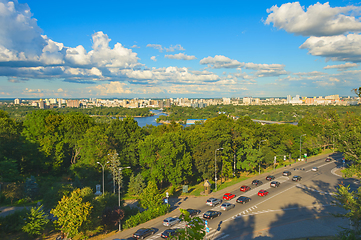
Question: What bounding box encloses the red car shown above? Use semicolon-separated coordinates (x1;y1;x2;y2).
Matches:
223;193;236;200
258;190;269;197
240;185;251;192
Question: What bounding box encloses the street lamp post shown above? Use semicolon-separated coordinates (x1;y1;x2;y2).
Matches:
258;140;267;174
214;148;223;192
97;161;109;195
118;166;130;232
300;134;306;161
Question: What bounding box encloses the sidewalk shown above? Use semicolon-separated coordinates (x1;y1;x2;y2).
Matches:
105;152;338;240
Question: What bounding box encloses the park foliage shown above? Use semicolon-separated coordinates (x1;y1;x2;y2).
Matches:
0;104;361;238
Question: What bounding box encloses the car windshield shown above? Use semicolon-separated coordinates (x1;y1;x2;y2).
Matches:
205;211;212;215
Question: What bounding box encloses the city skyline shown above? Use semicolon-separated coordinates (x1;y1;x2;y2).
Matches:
1;0;361;98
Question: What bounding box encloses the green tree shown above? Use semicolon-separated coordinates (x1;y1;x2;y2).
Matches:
128;173;145;196
51;187;94;239
173;208;206;240
22;205;49;238
3;182;23;204
333;184;361;238
24;175;39;200
61;112;94;165
139;180;163;209
337;114;361;177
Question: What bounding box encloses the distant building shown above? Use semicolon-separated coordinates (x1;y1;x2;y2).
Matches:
67;100;80;108
14;98;21;105
243;97;252;105
39;100;45;109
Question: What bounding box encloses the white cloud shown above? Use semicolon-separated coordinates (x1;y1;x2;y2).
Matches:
151;56;157;61
88;81;132;95
131;45;140;48
244;63;285;70
0;0;45;61
164;44;185;52
165;53;196;60
300;34;361;62
146;44;185;52
324;62;358;70
265;2;361;37
146;44;163;52
200;55;244;68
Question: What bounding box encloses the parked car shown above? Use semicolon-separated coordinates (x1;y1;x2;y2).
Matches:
236;196;251;204
258;190;269;197
220;202;235;211
312;167;318;172
292;176;302;182
161;229;181;239
240;185;251;192
163;217;180;227
206;198;222;206
223;193;236;200
133;228;156;239
325;157;332;162
270;181;280;188
186;209;201;217
252;180;263;186
283;171;292;176
266;175;275;181
203;210;221;219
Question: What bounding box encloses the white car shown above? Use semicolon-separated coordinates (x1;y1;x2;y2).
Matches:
163;217;180;227
312;167;318;172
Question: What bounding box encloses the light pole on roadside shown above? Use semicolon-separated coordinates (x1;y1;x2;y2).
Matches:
258;140;267;174
215;148;223;192
97;161;109;195
118;166;130;232
300;134;306;161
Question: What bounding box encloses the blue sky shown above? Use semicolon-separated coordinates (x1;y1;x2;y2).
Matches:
1;0;361;99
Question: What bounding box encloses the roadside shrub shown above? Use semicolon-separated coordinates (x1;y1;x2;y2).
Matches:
123;204;169;229
22;205;49;238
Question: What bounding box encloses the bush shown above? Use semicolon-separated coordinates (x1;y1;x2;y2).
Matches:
22;205;49;238
123;204;169;229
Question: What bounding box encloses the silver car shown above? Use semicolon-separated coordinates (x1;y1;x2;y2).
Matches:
206;198;222;206
163;217;180;227
220;202;235;211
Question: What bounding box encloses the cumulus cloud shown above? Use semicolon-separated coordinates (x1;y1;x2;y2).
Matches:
324;62;358;70
200;55;244;68
265;2;361;37
165;53;196;60
150;56;157;61
0;0;45;62
300;34;361;62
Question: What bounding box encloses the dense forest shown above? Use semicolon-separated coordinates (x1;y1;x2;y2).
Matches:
0;105;153;122
1;105;361;238
158;104;361;123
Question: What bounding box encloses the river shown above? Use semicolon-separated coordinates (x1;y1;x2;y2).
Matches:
133;109;167;127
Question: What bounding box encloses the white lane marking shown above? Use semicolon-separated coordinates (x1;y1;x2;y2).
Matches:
215;234;229;240
306;160;336;173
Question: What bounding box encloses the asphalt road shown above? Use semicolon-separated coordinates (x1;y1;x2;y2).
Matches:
108;152;357;240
